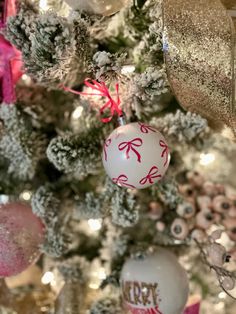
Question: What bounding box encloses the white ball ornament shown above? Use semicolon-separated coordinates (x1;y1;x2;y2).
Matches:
64;0;130;16
121;248;189;314
102;122;170;189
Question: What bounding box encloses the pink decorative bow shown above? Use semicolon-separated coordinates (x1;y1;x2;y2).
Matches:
118;138;143;163
103;138;111;161
184;302;200;314
112;175;135;189
138;122;157;134
139;166;162;185
0;0;23;104
159;140;169;167
62;79;123;123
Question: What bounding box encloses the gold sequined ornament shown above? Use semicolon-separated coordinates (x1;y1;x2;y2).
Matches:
64;0;131;16
163;0;236;136
55;282;87;314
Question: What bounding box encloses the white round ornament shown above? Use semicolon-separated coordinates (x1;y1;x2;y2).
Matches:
64;0;130;16
121;247;189;314
102;122;170;189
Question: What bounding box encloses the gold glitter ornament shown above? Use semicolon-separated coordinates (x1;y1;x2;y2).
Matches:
55;282;86;314
64;0;131;16
163;0;236;136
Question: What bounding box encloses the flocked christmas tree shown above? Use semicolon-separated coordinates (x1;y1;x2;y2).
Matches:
0;0;236;313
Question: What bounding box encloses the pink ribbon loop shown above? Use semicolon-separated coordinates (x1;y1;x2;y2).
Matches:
138;122;157;134
159;140;169;167
103;138;111;162
112;175;136;189
61;79;123;123
118;138;143;163
139;166;162;185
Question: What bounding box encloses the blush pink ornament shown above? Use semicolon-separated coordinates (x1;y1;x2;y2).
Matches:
203;181;217;197
102;122;170;189
0;202;44;277
196;196;212;211
171;218;189;240
212;195;232;213
177;202;196;219
149;202;164;220
196;210;214;230
186;171;204;188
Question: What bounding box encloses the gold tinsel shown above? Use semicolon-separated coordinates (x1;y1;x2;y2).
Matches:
163;0;236;136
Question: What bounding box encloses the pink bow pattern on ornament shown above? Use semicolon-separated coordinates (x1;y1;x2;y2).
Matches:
0;0;23;104
112;175;136;189
103;138;112;162
118;138;143;163
139;167;162;186
126;304;163;314
138;122;157;134
159;140;169;167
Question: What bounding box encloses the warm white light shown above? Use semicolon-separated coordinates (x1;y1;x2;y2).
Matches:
98;268;106;280
121;65;135;74
39;0;48;10
218;292;226;299
88;219;102;231
72;106;84;119
89;283;100;289
21;191;32;201
41;271;54;285
199;153;215;166
21;74;31;85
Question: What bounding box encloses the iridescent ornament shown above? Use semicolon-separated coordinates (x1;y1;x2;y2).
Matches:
121;248;189;314
64;0;130;16
0;202;44;277
102;122;170;189
163;0;236;136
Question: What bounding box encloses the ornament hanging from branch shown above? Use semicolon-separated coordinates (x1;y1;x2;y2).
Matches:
62;79;170;189
121;248;189;314
0;202;44;277
64;0;131;16
0;0;23;104
163;0;236;137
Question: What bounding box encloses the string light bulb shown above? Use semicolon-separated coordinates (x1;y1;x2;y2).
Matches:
199;153;216;166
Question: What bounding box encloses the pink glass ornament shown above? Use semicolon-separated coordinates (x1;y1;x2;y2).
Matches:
102;122;170;189
0;202;44;277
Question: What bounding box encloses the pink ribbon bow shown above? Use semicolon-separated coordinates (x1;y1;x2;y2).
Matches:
0;0;22;104
103;138;111;161
118;138;143;163
184;302;200;314
112;175;135;189
62;79;123;123
159;140;169;167
139;166;162;185
125;304;163;314
138;122;157;134
0;0;23;104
